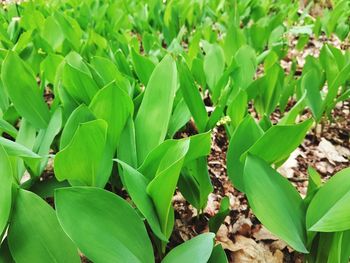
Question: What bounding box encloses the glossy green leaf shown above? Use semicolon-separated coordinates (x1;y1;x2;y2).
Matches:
116;160;167;241
62;52;99;105
135;55;177;164
208;245;228;263
303;69;324;121
2;51;50;129
59;104;95;150
162;233;215;263
203;43;225;91
131;48;155;85
0;137;41;175
147;139;189;239
307;167;350;232
54;119;109;187
55;187;154;263
244;154;308;253
246;119;313;164
227;115;263;191
90;82;133;150
8;189;79;263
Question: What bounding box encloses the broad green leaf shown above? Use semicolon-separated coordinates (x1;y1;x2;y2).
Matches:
135;55;177;164
222;25;246;65
244;154;307;253
139;133;211;181
303;69;324;121
55;187;154;263
227;115;263;191
246;119;313;164
8;189;79;263
2;51;50;129
162;233;215;263
179;157;212;210
116;160;167;241
131;48;155;85
62;52;99;105
41;16;64;51
227;89;248;130
147;140;189;240
0;145;12;237
40;53;64;84
232;45;257;90
53;11;82;50
90;82;133;150
177;59;208;132
55;119;109;187
167;98;191;138
59;104;95;150
90;56;132;95
307;167;350;232
203;43;225;91
208;245;228;263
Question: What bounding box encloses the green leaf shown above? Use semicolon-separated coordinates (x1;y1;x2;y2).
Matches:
59;104;95;150
244;154;308;253
0;137;41;176
135;55;178;164
162;233;215;263
147;139;190;239
208;245;228;263
33;108;62;172
232;45;257;90
54;119;109;187
41;16;64;51
180;157;212;210
246;119;313;164
203;43;225;91
177;59;208;132
90;82;133;150
62;52;99;105
0;145;13;237
307;167;350;232
8;189;79;263
55;187;154;263
1;51;50;129
227;115;263;191
0;117;17;138
303;69;324;121
131;48;155;85
167;98;191;138
209;197;230;234
116;160;167;242
40;53;64;84
306;167;322;201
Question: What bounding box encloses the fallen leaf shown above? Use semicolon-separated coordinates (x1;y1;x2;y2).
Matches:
316;138;348;164
253;226;279;241
218;234;283;263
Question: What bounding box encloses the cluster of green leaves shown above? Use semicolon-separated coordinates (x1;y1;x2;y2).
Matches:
0;0;349;262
